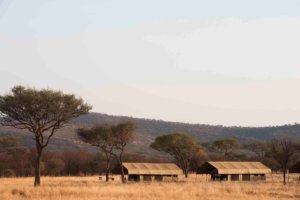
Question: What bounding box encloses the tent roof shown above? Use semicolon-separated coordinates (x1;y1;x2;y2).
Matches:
122;162;183;175
198;161;271;174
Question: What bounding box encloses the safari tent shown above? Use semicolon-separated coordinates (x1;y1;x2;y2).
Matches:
197;161;271;181
113;162;182;182
290;162;300;173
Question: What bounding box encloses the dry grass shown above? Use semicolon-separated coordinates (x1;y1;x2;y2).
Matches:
0;174;300;200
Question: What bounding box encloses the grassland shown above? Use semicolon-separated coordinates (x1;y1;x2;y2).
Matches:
0;174;299;200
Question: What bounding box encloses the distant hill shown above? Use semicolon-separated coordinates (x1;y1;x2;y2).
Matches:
1;112;300;157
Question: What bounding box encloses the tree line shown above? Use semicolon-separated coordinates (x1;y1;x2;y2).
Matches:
0;136;162;178
1;133;299;185
0;86;300;186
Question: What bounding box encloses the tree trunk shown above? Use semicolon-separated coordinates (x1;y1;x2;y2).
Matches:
120;164;125;183
105;171;109;182
34;140;43;187
184;168;188;178
283;170;286;185
105;153;111;182
105;159;110;182
183;160;189;178
119;151;126;183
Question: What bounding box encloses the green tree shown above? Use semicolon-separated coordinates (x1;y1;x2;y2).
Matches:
0;86;91;186
270;137;296;185
78;121;135;183
151;132;202;178
111;121;135;183
78;125;115;182
212;138;239;160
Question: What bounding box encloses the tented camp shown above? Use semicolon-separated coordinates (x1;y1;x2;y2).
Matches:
197;161;271;181
290;162;300;173
113;162;182;182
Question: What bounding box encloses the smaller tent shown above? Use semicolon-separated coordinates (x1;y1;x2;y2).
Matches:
290;162;300;173
113;162;183;182
197;161;271;181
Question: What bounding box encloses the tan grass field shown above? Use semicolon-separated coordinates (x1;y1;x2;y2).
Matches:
0;174;300;200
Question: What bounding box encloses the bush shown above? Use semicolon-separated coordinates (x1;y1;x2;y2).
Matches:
4;169;16;177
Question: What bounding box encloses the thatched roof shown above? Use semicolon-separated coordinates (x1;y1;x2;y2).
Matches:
197;161;271;175
290;162;300;173
121;162;183;175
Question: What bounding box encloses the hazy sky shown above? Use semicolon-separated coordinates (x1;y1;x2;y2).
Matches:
1;0;300;126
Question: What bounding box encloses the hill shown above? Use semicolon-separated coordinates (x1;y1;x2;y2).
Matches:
0;112;300;157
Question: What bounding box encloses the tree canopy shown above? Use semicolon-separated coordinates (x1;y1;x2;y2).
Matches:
269;137;296;184
212;138;239;160
0;86;91;186
78;121;135;183
151;132;206;177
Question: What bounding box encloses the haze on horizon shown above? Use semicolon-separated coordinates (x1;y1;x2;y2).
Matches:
0;0;300;127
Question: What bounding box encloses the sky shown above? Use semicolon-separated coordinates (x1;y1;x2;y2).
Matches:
0;0;300;126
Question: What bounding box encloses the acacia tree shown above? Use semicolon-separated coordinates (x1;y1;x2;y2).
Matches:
212;138;239;160
270;137;295;185
78;125;115;182
78;121;134;183
0;86;91;186
111;121;135;183
151;132;202;178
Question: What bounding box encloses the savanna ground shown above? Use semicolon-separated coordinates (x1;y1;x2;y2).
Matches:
0;174;300;200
